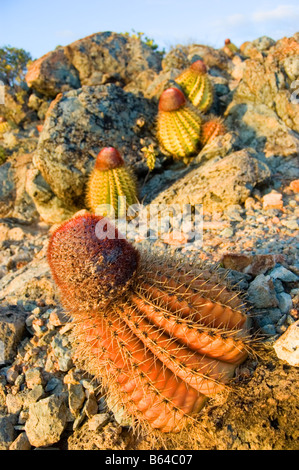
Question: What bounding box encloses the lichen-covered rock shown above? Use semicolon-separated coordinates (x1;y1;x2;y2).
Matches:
31;84;156;217
227;37;299;136
149;149;271;212
225;102;299;159
25;48;81;98
25;32;162;99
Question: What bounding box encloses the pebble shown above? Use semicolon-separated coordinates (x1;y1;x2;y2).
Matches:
274;321;299;366
281;219;299;230
220;227;234;237
247;274;278;308
88;413;110;431
270;265;299;283
25;395;67;447
0;415;16;450
277;292;293;315
25;367;44;390
9;432;31;450
68;382;85;416
262;191;283;211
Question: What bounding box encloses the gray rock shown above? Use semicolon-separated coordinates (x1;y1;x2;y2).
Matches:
0;162;15;217
68;383;85;416
0;306;26;364
51;334;73;372
270;265;299;283
25;395;67;447
247;274;278;308
268;308;283;324
260;324;277;336
252;36;276;52
277;292;293;315
0;414;16;450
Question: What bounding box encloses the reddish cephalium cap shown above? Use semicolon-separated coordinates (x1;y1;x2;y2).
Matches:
95;147;125;171
158;87;186;112
47;213;139;309
190;60;207;74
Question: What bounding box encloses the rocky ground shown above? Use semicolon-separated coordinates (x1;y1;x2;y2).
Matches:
0;31;298;450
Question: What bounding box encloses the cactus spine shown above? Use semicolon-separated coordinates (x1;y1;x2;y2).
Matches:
175;60;213;113
48;214;251;435
157;87;202;161
86;147;138;219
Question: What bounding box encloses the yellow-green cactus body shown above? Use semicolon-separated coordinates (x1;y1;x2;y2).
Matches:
175;60;213;113
86;147;138;219
157;88;202;160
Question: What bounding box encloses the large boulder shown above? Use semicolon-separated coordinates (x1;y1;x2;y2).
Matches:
28;84;157;220
148;149;271;212
25;32;162;98
226;36;299;136
25;48;81;98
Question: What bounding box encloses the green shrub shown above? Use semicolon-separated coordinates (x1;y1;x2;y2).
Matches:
0;46;32;86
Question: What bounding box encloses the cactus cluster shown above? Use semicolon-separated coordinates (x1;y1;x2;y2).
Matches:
156;60;226;162
48;214;251;435
175;60;213;113
86;147;138;219
200;116;226;148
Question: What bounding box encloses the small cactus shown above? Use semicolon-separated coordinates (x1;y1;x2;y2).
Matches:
48;213;251;435
200;116;227;148
224;38;239;55
175;60;213;113
157;87;202;161
86;147;138;219
0;117;10;135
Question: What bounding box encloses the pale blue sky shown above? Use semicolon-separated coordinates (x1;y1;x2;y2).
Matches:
0;0;299;59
